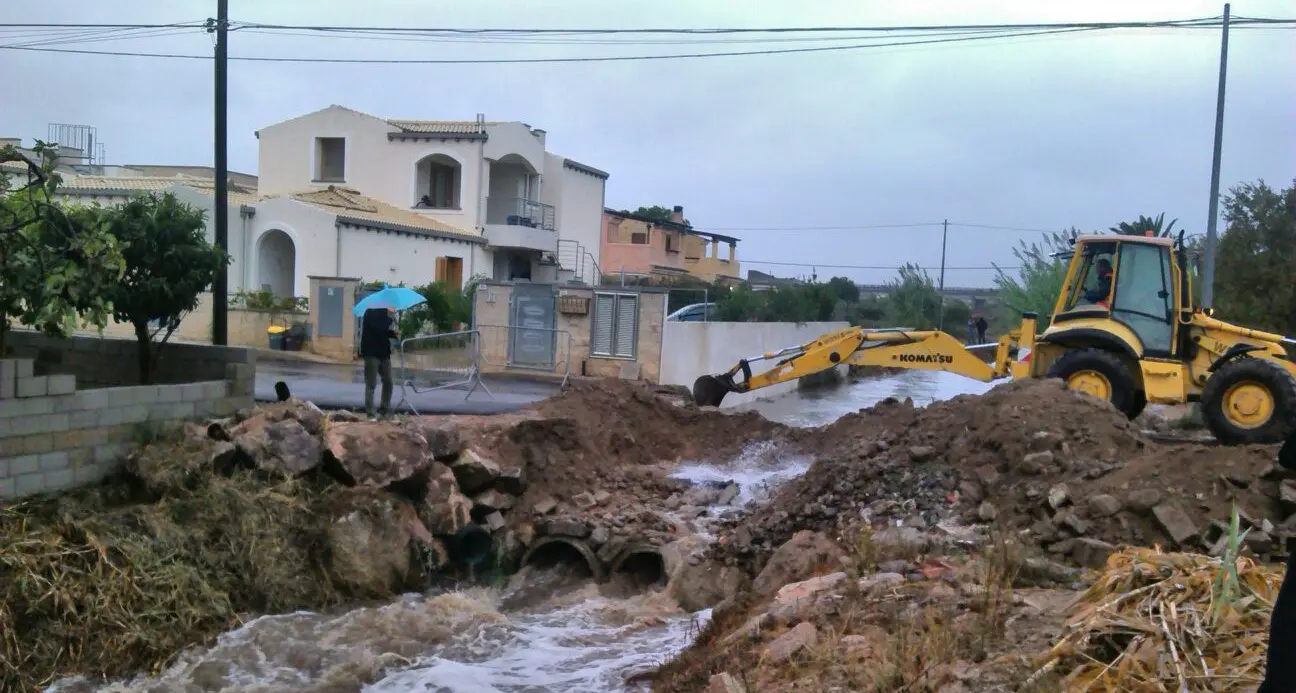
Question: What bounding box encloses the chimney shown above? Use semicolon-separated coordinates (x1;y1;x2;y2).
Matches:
532;128;547;145
669;205;684;224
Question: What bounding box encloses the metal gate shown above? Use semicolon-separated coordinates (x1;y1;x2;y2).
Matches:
508;282;557;368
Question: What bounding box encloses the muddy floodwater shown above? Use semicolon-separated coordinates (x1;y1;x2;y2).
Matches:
52;371;994;693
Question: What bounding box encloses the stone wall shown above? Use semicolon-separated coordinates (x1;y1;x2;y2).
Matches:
0;332;256;501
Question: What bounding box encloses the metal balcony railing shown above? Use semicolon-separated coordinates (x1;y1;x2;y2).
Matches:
485;196;556;231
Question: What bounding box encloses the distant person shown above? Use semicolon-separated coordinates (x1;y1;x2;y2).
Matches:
1259;430;1296;692
359;307;399;419
1085;258;1114;306
966;318;976;344
975;316;988;343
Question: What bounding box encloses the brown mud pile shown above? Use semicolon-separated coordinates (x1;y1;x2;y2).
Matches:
0;378;789;691
713;378;1291;575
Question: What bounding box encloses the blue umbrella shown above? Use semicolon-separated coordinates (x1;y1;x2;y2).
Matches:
352;285;427;316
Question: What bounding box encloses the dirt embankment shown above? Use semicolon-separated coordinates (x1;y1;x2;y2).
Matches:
0;378;785;692
709;378;1292;576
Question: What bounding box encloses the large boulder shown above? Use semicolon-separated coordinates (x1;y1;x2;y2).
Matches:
323;421;434;487
242;397;328;435
405;418;462;461
324;488;419;597
450;448;501;494
418;461;474;537
752;530;846;598
664;536;748;612
231;418;322;474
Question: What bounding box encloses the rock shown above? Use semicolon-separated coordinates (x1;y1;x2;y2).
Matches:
684;485;723;506
1047;483;1070;510
533;496;558;515
496;465;528;496
1048;538;1076;555
324;488;417;596
958;480;984;504
668;557;748;612
717;483;741;505
257;398;328;435
1071;537;1117;569
1152;503;1199;545
766;572;848;625
418;462;473;536
515;523;536;547
323;421;433;487
877;559;911;575
472;489;516;513
328;410;363;423
977;501;998;522
593;489;613;505
1031;430;1063;450
1280;481;1296;514
589;526;611;546
403;418;460;461
1126;488;1164;514
450;448;501;494
484;511;506;532
752;530;846;598
572;491;599;510
544;518;591;538
1088;494;1123;518
1245;530;1275;554
232;418;322;475
766;622;818;663
1053;509;1090;536
1018;451;1055;474
909;446;936;462
858;572;906;594
870;526;930;561
707;672;747;693
974;465;1000;487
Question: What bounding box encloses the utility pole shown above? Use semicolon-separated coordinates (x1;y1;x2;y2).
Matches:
210;0;230;345
936;219;949;330
1201;3;1230;310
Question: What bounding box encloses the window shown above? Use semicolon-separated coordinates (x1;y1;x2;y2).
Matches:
314;137;345;182
1111;242;1174;353
591;292;639;359
631;232;649;245
1063;242;1117;311
424;161;457;208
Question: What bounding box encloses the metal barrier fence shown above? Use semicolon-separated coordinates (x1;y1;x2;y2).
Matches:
474;323;572;387
396;330;493;414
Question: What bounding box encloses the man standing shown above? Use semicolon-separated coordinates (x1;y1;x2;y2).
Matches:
975;315;989;343
359;306;399;419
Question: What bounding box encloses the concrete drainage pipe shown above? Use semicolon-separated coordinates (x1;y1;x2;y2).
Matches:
519;536;605;581
449;523;493;567
608;545;668;589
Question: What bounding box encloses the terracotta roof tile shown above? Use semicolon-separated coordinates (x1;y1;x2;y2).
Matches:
55;174;262;206
290;185;483;243
386;119;491;135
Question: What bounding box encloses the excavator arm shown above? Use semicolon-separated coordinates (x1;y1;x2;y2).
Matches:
692;325;1011;407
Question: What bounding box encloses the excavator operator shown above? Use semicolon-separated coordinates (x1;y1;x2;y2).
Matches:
1084;258;1114;307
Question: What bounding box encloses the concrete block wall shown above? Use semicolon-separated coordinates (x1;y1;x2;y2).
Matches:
0;332;257;501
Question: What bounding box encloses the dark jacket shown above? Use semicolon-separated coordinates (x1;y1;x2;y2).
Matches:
359;308;397;359
1259;433;1296;692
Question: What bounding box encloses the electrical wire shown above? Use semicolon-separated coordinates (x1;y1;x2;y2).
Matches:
741;260;1021;271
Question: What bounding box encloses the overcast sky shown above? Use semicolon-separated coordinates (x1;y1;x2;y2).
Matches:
1;0;1293;286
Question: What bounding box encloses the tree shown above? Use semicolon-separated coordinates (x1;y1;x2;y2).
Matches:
1110;213;1178;238
628;205;691;227
0;142;123;354
826;276;860;303
95;192;229;384
883;263;941;328
1214;178;1296;335
992;228;1077;326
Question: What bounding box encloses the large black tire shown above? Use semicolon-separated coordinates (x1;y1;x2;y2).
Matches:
1045;348;1140;418
1201;357;1296;445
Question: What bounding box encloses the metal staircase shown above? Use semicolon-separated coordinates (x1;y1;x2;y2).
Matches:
556;239;601;285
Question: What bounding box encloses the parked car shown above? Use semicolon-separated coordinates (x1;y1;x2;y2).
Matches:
666;302;717;322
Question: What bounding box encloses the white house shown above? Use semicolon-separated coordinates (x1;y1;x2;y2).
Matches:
255;105;608;288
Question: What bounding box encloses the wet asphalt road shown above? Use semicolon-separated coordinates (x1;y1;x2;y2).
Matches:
255;359;560;415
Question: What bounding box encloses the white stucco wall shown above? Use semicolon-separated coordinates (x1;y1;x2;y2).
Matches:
659;321;851;408
163;184;251;292
338;226;488;289
555;161;607;282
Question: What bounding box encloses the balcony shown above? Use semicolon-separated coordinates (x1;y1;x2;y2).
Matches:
484;196;557;252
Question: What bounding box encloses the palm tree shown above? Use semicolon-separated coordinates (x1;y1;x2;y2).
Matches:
1109;213;1178;238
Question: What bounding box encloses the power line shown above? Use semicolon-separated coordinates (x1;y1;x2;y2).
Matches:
701;221;1059;233
0;26;1117;62
741;259;1020;271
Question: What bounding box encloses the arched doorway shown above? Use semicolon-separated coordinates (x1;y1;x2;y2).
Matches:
256;229;296;298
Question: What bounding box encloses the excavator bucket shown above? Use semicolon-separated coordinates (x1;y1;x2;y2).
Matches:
692;374;733;408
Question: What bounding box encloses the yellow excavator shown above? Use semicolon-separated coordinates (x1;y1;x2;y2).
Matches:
693;232;1296;445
